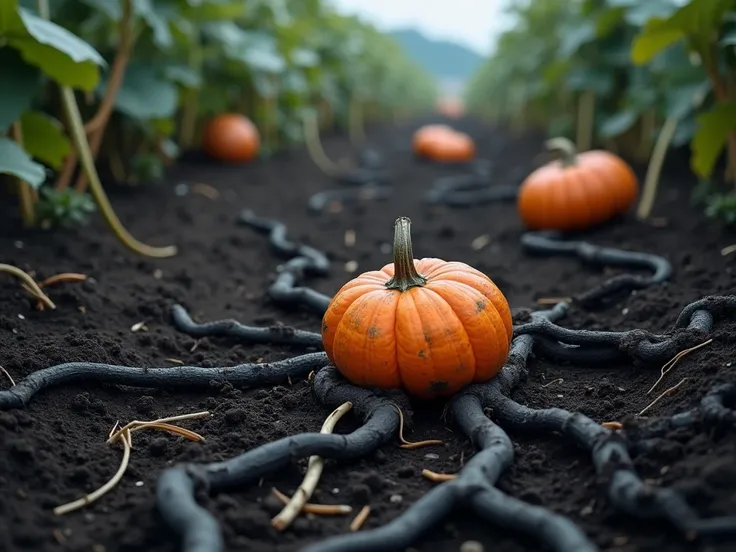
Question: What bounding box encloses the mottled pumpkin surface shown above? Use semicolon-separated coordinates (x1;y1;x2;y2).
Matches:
518;149;639;231
322;258;512;398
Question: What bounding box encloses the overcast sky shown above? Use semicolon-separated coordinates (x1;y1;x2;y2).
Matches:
330;0;511;55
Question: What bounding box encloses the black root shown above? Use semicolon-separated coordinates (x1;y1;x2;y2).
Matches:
156;366;403;552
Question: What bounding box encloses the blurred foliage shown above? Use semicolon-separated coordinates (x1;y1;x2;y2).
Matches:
465;0;736;222
1;0;437;197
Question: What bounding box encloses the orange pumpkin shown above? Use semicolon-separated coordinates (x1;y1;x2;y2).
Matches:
426;131;475;163
322;217;513;398
202;114;260;163
517;137;639;231
412;124;453;157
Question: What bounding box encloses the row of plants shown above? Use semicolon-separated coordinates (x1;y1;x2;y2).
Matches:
0;0;438;256
464;0;736;224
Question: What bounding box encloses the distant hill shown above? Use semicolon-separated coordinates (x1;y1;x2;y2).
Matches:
387;28;485;82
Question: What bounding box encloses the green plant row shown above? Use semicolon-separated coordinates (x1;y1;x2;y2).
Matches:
0;0;437;239
464;0;736;223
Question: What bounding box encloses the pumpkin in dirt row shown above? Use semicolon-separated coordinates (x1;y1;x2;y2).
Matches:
412;124;452;157
517;137;639;231
202;114;260;163
322;217;513;399
427;131;475;163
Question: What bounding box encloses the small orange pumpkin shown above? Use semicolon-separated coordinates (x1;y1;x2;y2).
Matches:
412;124;453;157
426;130;475;163
517;137;639;231
202;114;260;163
322;217;513;398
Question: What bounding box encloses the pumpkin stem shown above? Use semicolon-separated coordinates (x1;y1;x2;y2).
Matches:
545;137;578;167
385;217;427;292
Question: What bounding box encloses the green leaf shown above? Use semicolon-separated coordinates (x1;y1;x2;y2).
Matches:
17;8;106;66
665;81;711;119
691;102;736;178
0;0;24;34
163;64;202;88
8;8;106;91
180;1;246;21
112;63;179;120
0;47;41;132
134;0;174;49
599;110;639;139
631;18;685;65
0;137;46;187
80;0;122;20
19;110;71;169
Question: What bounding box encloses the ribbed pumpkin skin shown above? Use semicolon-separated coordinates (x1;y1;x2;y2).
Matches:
322;258;513;398
518;150;638;231
202;114;260;163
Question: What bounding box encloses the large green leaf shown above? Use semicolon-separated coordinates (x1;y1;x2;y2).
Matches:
0;47;41;132
134;0;174;49
0;0;24;34
112;63;179;120
691;102;736;178
631;18;685;64
19;110;71;169
8;8;106;91
0;137;46;187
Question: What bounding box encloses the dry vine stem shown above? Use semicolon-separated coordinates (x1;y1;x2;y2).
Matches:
302;109;343;176
350;505;371;532
0;264;55;309
636;116;679;220
647;339;712;395
393;404;444;450
271;488;351;515
0;366;15;387
54;411;209;516
639;378;689;417
21;272;88;310
421;469;457;482
272;401;354;531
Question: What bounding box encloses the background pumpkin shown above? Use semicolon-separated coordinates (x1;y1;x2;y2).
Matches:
322;217;513;398
426;131;475;163
517;137;639;231
202;114;260;163
412;124;453;157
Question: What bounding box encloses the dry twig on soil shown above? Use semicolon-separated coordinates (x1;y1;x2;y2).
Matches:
272;401;354;531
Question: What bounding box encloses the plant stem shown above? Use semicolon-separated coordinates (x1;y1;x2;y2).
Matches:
74;0;135;193
11;122;37;226
576;90;595;152
302;108;342;176
545;137;578;167
384;217;427;292
0;264;55;309
60;85;177;257
637;109;656;161
637;116;679;221
178;39;203;150
705;61;736;184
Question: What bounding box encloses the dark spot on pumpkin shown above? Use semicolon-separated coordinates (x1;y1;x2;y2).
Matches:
428;381;449;392
475;299;486;313
368;325;380;338
423;333;432;344
444;328;452;336
418;349;425;358
321;320;328;333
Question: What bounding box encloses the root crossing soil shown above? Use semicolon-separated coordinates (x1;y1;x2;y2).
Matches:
1;117;735;552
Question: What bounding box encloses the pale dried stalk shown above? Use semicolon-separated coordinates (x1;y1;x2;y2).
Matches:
421;469;456;482
0;366;16;387
107;411;211;444
302;109;343;176
647;339;712;395
0;264;55;309
54;428;132;515
350;505;371;531
271;401;353;531
392;404;444;449
270;488;351;515
639;378;689;417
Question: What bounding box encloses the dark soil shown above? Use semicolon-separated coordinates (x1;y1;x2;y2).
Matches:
1;116;735;552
